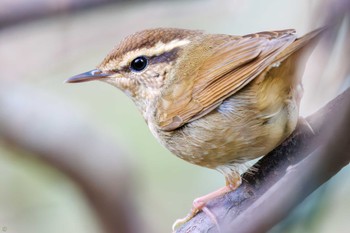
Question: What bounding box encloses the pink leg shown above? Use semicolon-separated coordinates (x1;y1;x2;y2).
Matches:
172;173;242;232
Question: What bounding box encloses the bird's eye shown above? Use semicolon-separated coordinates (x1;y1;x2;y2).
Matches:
130;56;148;72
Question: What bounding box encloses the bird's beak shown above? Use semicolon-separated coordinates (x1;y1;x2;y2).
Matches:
65;69;110;83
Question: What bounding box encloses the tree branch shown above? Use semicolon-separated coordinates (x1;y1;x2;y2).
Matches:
0;0;115;29
175;87;350;233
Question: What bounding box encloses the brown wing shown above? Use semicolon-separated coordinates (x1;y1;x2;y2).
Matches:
156;29;297;131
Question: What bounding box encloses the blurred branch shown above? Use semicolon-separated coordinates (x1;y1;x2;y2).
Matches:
0;82;141;233
175;86;350;233
0;0;117;29
0;0;169;29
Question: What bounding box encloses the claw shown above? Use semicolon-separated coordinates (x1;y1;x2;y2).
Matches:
172;208;198;231
299;117;315;135
172;174;242;232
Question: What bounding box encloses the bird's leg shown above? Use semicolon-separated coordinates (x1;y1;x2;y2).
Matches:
172;172;242;232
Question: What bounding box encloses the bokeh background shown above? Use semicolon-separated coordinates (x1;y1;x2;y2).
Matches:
0;0;349;233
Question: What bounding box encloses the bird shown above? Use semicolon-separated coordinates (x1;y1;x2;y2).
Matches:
66;27;323;230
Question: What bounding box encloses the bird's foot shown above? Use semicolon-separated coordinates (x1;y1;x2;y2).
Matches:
172;177;241;232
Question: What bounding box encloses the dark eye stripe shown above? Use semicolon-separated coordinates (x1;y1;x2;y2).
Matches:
149;48;179;65
120;48;180;73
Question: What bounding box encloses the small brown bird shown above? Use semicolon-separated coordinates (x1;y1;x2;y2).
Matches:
67;27;323;229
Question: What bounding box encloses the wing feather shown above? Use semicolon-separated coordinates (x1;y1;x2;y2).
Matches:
156;30;298;131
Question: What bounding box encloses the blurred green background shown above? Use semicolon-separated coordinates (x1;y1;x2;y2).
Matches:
0;0;349;233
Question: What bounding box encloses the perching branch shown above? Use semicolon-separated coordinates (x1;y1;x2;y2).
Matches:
175;87;350;233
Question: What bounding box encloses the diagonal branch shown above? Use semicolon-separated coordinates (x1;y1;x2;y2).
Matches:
175;87;350;233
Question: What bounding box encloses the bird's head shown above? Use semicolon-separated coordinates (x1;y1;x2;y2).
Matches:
67;28;202;117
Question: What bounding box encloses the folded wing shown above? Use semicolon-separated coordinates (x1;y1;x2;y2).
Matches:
156;29;297;131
